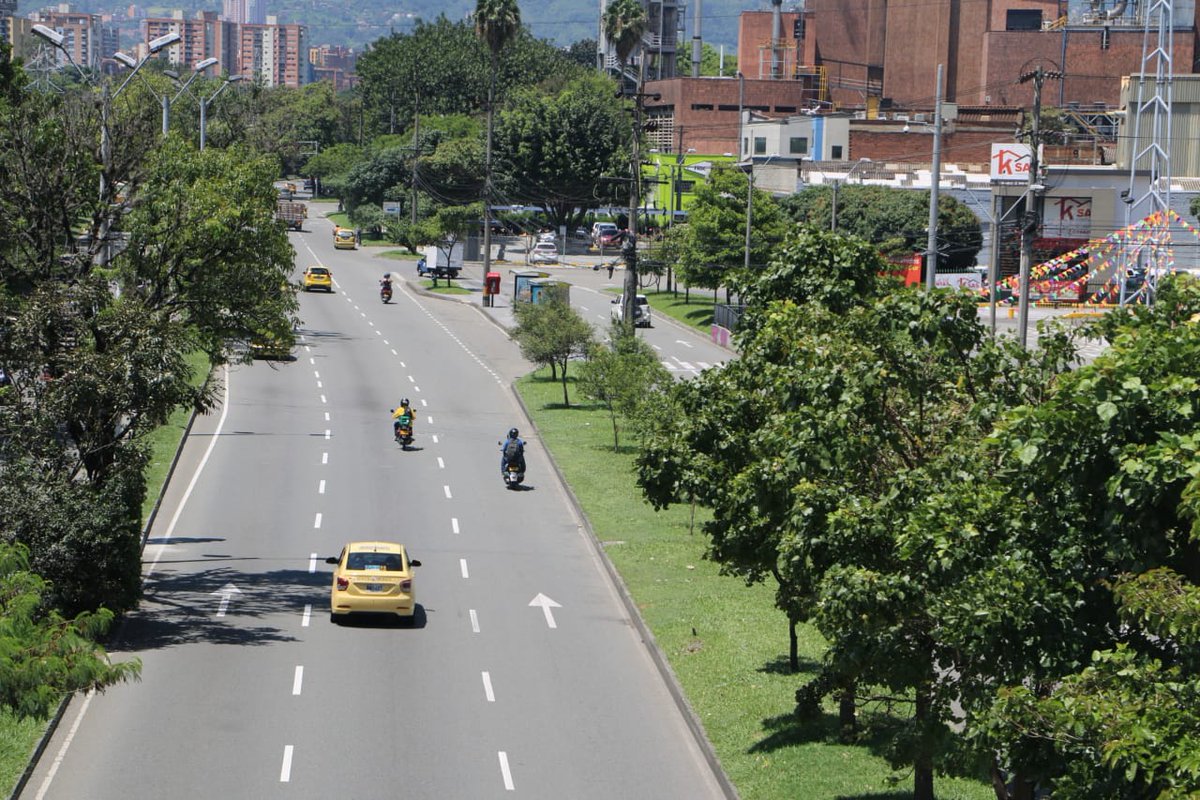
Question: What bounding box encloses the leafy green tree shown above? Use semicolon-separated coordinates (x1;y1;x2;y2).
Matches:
493;74;629;228
423;203;480;286
0;542;141;719
343;147;411;212
512;300;594;405
672;167;791;291
0;89;294;612
577;328;671;450
476;0;522;276
563;38;598;69
780;185;982;270
303;142;364;185
697;42;737;77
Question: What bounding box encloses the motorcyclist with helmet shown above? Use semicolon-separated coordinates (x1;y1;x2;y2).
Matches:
392;398;415;438
500;427;526;477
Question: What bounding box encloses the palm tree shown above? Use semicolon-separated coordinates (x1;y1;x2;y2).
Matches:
475;0;521;276
602;0;647;87
602;0;648;326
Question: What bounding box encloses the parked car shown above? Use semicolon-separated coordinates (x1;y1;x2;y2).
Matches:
610;294;652;327
591;222;619;247
530;242;559;264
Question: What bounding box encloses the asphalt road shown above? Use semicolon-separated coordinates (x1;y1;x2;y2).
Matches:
22;217;727;799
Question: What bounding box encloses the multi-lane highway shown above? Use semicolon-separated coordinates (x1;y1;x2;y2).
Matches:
22;213;729;799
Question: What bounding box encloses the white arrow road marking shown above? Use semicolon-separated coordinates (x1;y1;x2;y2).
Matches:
482;671;495;702
280;746;294;782
529;593;562;629
676;339;694;348
498;752;514;791
292;666;304;695
212;583;242;618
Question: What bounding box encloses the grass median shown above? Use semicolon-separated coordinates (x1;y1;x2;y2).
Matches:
0;351;212;799
517;367;992;800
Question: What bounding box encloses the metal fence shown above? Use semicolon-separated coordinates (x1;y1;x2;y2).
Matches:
713;303;746;332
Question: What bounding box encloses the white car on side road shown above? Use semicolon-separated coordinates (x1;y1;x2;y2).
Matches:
530;242;559;264
610;294;652;327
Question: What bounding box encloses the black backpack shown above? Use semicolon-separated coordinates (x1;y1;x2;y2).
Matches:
503;438;522;461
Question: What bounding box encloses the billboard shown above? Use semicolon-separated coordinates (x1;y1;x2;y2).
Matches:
1043;196;1092;238
990;143;1033;182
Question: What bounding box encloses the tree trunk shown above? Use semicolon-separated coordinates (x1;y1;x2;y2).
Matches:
560;359;570;406
789;617;799;672
838;685;857;742
913;689;935;800
990;762;1011;800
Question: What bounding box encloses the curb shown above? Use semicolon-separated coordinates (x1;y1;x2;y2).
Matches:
10;380;206;800
508;384;740;800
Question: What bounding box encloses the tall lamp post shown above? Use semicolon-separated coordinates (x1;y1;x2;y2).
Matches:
32;25;180;202
199;75;244;150
830;157;872;232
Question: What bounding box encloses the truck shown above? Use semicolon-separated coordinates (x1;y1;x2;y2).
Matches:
276;200;307;231
420;243;463;279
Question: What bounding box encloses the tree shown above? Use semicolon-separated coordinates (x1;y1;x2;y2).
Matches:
303;142;364;184
635;226;1077;799
671;167;791;291
0;542;141;719
563;38;598;69
780;185;982;270
475;0;522;279
577;327;671;450
512;300;594;405
0;88;295;613
493;74;629;228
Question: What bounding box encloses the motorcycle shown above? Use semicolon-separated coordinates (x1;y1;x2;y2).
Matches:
380;283;393;303
390;410;413;449
503;462;524;488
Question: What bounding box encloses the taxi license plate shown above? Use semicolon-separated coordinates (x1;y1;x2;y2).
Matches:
364;583;385;592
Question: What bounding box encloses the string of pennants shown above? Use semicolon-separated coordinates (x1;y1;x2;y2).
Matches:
990;209;1196;305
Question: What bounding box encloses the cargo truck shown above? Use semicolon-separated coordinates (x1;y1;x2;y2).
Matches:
276;200;307;231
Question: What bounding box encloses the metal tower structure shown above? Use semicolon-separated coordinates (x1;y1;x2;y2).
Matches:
1121;0;1174;305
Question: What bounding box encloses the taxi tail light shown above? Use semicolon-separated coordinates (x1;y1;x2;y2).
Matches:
400;579;412;592
336;576;349;590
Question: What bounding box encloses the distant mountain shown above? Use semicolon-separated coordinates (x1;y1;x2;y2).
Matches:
30;0;778;53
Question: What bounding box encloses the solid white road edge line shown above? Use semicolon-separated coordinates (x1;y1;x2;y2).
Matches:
148;365;231;578
33;689;95;800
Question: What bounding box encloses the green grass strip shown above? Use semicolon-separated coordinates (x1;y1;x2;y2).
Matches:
517;369;992;799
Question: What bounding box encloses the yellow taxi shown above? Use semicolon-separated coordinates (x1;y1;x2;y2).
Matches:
302;265;333;292
333;227;357;250
325;541;421;623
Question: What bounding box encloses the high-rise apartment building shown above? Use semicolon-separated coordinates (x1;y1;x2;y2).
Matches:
238;20;305;87
30;5;110;69
144;11;237;73
221;0;266;25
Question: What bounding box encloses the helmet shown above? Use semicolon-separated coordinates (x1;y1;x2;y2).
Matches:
402;398;410;407
508;427;519;439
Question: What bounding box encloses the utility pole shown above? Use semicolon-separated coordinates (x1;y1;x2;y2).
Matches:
411;92;421;227
925;63;944;291
622;55;653;327
1016;66;1062;349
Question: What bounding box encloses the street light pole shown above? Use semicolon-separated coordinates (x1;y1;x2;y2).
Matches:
199;75;244;150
